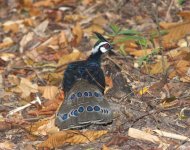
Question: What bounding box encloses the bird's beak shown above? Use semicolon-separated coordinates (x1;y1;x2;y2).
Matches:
109;46;115;55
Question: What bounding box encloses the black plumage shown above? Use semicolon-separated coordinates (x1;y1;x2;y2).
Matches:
63;52;105;95
55;32;113;130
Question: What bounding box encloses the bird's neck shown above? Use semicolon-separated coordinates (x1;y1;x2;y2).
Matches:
87;51;102;65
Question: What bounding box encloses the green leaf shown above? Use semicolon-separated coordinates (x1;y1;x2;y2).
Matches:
110;24;121;34
119;44;127;56
114;35;143;43
178;0;185;5
118;29;140;35
138;37;147;47
150;30;168;38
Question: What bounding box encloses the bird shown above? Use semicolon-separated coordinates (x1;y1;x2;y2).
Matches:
55;32;113;130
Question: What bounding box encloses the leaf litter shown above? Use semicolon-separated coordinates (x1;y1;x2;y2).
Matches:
0;0;190;149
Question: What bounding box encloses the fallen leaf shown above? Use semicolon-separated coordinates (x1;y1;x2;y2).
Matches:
0;37;14;49
179;11;190;22
34;20;49;37
39;86;59;100
72;23;83;46
11;78;38;98
25;119;49;134
162;21;190;48
27;117;59;136
105;76;113;93
0;52;15;61
139;87;149;95
129;49;152;57
58;49;81;66
84;24;104;34
147;57;170;75
38;130;108;149
3;21;19;33
102;144;110;150
19;32;34;53
58;31;68;47
0;141;16;150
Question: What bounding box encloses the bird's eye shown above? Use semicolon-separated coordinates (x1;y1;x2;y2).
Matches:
104;43;110;49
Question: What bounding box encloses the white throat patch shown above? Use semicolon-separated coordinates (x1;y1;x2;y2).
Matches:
92;41;108;54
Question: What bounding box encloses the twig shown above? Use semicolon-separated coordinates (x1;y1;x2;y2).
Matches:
7;95;42;117
165;0;174;22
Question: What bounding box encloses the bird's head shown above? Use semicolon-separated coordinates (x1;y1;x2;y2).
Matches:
92;32;113;54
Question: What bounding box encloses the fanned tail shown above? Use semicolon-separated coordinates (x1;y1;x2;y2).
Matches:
55;79;112;130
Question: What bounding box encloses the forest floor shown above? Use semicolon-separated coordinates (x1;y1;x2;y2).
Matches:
0;0;190;149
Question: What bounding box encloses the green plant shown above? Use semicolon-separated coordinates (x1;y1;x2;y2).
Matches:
137;48;159;66
109;24;162;66
178;0;185;5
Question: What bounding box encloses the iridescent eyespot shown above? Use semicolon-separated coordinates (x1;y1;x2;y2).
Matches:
78;106;84;113
62;114;68;120
73;110;78;116
94;106;100;111
87;106;93;112
84;91;88;97
70;94;76;100
70;110;74;116
94;92;99;97
88;92;93;97
77;92;82;97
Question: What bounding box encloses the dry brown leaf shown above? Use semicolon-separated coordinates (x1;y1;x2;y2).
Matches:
160;99;178;108
11;78;38;98
72;23;83;46
129;49;152;57
162;21;190;48
34;0;73;7
0;52;15;61
22;0;33;7
82;0;94;5
27;117;59;136
40;101;60;113
147;57;170;75
33;0;54;7
0;37;14;49
25;119;49;134
39;86;59;100
38;130;108;149
92;16;107;26
34;20;49;37
169;60;190;82
3;21;19;33
102;144;110;150
58;49;81;66
105;76;113;93
37;118;59;135
179;11;190;22
0;121;12;132
59;31;68;47
0;141;16;150
19;32;34;53
159;22;181;29
64;14;86;22
84;24;104;34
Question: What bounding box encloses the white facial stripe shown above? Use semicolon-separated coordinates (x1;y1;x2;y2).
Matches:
100;47;107;53
92;41;108;54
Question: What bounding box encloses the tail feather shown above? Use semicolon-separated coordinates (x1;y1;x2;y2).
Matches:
55;79;112;130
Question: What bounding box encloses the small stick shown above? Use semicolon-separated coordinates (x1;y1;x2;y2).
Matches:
7;95;42;117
